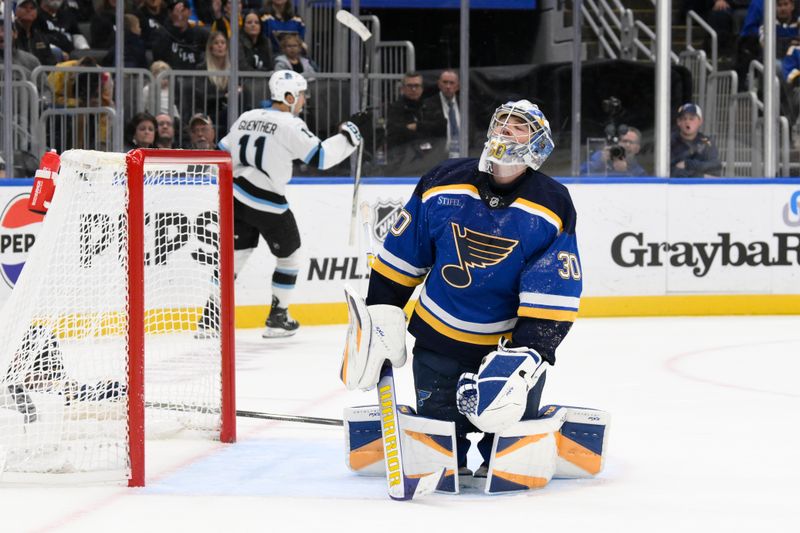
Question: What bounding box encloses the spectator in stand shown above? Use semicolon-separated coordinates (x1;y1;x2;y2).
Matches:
195;30;234;133
36;0;90;55
47;56;114;149
101;14;148;69
155;113;178;148
0;9;43;75
760;0;800;57
152;0;209;70
680;1;740;61
386;72;447;176
273;33;317;75
261;0;305;54
187;113;216;149
136;0;168;50
670;103;722;178
66;0;94;22
581;126;646;176
125;112;158;150
205;0;243;40
89;0;116;49
14;0;57;66
143;60;182;118
424;69;461;159
239;9;272;71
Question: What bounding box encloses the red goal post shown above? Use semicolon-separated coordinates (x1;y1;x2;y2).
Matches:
127;149;236;486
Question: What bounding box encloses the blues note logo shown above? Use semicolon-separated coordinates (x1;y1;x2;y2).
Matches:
441;223;518;288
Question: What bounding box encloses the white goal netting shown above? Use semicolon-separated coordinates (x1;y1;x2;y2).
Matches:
0;150;230;481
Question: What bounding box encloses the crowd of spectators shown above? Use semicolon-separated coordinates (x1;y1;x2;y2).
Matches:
0;1;796;178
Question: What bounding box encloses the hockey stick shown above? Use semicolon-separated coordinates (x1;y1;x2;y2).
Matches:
335;10;372;42
377;362;446;501
337;10;373;246
145;402;343;426
344;216;445;500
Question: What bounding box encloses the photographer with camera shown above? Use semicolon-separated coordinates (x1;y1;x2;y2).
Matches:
670;103;721;178
581;97;646;176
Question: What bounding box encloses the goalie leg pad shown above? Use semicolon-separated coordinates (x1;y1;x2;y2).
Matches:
343;404;459;494
485;408;567;494
340;285;407;391
541;404;611;478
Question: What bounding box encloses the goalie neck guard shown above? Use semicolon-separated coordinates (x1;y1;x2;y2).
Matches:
478;100;554;174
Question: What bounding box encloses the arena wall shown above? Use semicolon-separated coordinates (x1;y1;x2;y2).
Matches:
2;177;799;327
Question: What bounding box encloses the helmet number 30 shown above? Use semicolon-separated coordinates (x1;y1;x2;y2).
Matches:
487;141;507;158
557;251;581;280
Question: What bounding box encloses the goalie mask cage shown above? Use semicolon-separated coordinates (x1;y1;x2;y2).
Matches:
0;149;235;487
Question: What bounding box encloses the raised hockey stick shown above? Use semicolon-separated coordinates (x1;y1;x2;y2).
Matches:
335;9;372;42
337;9;373;246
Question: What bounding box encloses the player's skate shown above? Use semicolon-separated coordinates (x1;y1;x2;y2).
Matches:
263;296;299;338
194;296;220;339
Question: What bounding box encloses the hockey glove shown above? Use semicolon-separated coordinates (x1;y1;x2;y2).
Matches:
456;338;548;434
347;110;371;130
340;121;363;147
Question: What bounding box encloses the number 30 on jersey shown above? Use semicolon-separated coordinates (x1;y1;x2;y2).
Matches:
557;251;581;280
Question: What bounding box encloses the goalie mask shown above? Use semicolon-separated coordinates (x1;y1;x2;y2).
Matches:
478;100;554;175
269;70;308;115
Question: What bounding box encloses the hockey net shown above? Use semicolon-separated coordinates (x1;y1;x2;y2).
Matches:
0;149;235;485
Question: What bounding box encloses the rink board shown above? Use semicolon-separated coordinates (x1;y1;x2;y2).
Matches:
1;176;800;324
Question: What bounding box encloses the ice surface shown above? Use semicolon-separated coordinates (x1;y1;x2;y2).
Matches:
3;316;799;532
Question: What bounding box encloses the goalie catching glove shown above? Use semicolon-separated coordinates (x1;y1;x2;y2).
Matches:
340;285;407;391
456;338;549;434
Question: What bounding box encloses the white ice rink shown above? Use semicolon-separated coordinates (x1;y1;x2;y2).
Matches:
3;316;800;532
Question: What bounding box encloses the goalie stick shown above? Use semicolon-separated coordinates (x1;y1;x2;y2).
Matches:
376;361;446;501
337;9;373;246
344;211;445;500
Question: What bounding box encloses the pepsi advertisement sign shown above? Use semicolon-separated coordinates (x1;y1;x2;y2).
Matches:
0;193;44;288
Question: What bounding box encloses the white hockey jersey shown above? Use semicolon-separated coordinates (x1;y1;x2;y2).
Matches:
220;107;356;214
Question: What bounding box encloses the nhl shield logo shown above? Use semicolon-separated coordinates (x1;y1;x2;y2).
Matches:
371;200;404;243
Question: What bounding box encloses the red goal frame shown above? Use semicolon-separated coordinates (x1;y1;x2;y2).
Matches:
125;149;236;487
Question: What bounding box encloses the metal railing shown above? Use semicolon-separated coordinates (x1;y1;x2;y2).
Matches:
679;49;710;109
704;70;738;174
685;10;718;71
39;106;116;154
726;92;761;176
303;0;345;73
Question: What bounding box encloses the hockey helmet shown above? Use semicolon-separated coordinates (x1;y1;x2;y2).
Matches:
478;100;554;173
269;70;308;115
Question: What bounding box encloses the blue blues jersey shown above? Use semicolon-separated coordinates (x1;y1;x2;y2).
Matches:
367;159;582;365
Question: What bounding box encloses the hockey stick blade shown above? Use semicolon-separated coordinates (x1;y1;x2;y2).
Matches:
335;9;372;42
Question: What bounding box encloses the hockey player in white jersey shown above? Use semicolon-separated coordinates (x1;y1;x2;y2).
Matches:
217;70;364;337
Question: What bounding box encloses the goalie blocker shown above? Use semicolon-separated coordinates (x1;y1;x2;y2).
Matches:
344;403;610;495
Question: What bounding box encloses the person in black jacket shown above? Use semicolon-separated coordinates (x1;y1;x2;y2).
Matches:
670;103;722;177
14;0;57;66
239;10;272;71
386;72;447;176
136;0;169;50
151;0;208;70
